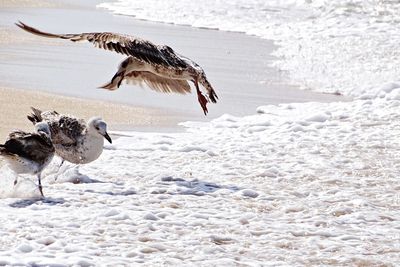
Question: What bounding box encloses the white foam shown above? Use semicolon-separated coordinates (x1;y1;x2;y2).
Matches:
1;93;399;265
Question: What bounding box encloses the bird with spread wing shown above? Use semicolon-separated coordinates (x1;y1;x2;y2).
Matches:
16;21;219;115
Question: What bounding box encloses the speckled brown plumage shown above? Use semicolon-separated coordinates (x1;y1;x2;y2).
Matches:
27;107;110;165
28;107;86;145
0;123;55;196
0;130;54;165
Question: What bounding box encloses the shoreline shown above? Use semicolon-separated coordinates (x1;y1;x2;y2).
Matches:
0;0;346;122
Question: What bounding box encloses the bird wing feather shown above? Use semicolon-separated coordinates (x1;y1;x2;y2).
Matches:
48;115;86;145
124;71;191;94
2;131;54;161
16;21;188;68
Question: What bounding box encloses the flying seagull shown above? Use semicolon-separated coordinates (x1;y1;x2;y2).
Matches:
16;21;219;115
0;122;55;197
27;107;112;171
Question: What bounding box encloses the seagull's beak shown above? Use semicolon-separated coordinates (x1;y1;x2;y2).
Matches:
103;132;112;144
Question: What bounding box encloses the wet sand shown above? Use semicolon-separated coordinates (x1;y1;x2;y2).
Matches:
0;86;182;140
0;0;60;8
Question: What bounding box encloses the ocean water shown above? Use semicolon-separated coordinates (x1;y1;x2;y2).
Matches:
97;0;400;98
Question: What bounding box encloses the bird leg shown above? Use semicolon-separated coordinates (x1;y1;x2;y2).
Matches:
58;158;65;170
194;80;208;115
37;173;44;197
54;159;65;181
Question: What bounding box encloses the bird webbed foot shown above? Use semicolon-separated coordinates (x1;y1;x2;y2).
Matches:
196;89;209;115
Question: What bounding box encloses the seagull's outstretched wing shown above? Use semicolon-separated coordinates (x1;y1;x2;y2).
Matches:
15;21;187;68
102;71;192;94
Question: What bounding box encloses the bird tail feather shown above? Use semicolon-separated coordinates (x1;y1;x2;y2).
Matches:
0;144;6;155
27;107;43;125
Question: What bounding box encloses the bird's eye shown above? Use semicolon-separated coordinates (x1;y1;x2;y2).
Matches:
95;126;100;130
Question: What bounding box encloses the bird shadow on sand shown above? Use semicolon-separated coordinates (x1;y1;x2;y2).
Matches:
158;176;241;196
47;166;105;184
9;197;65;208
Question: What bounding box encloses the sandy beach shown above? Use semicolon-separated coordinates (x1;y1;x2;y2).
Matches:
0;0;345;124
0;0;60;8
0;86;182;140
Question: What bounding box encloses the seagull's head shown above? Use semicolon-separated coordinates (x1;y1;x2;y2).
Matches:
88;117;112;144
35;122;51;137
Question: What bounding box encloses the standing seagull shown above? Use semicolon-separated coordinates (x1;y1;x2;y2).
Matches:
16;21;218;115
0;122;55;197
27;107;112;169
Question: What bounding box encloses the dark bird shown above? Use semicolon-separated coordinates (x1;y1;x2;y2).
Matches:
0;122;55;197
16;21;219;115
